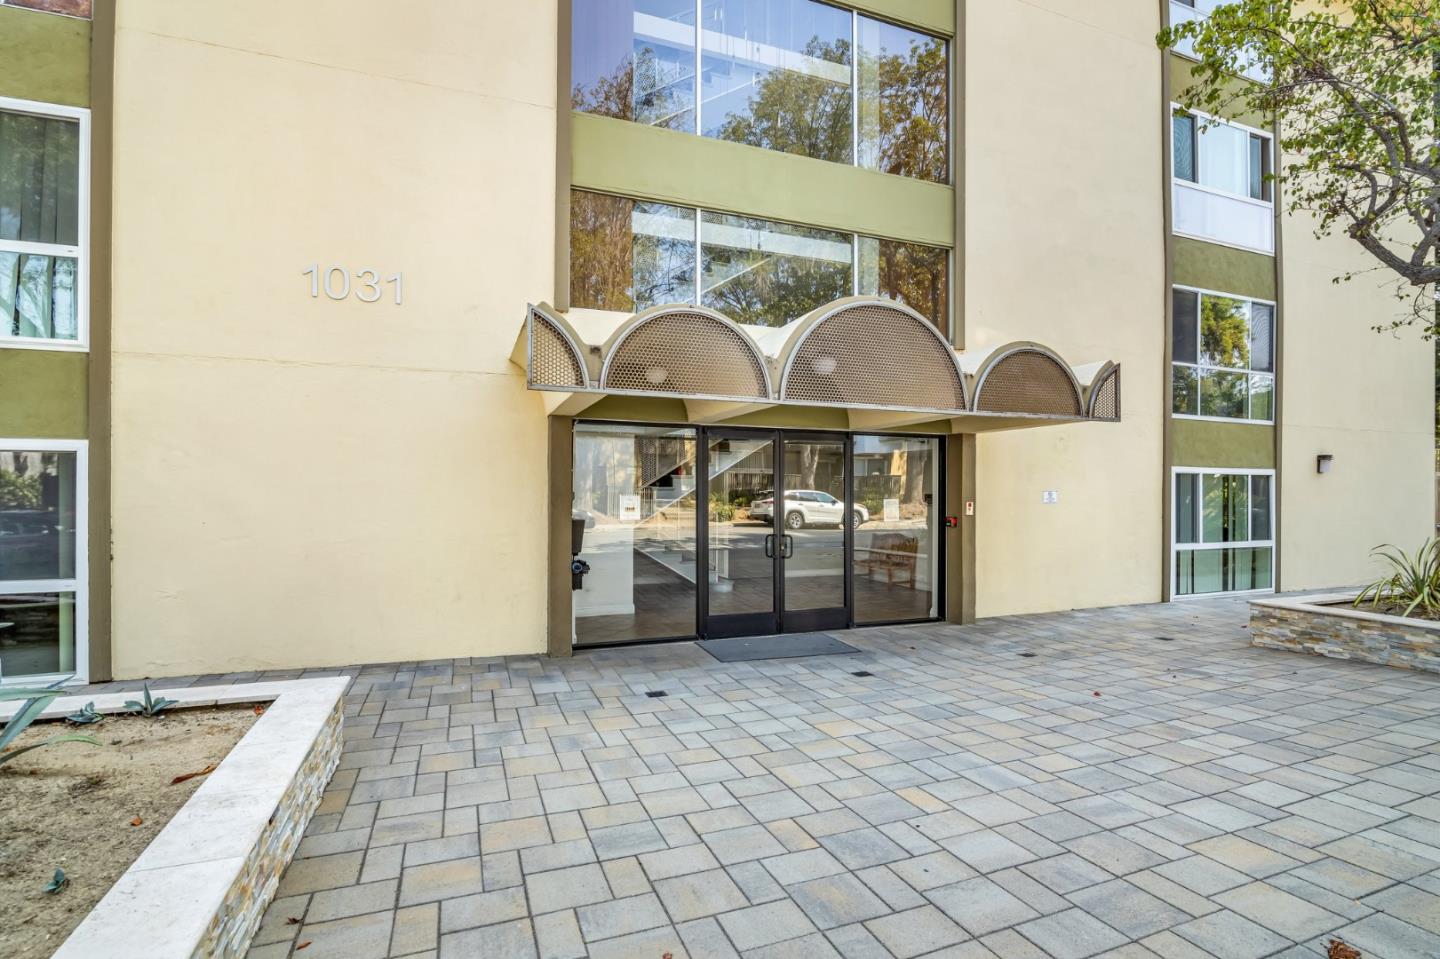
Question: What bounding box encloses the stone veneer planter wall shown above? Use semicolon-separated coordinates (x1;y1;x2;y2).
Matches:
0;677;348;959
1250;593;1440;675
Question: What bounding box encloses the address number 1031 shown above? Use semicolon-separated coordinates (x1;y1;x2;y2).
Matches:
302;264;403;305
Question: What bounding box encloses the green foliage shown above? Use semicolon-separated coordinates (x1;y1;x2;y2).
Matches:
0;469;41;509
708;492;736;523
65;701;103;725
43;868;68;894
1354;539;1440;617
1158;1;1440;329
716;38;854;165
124;683;178;718
0;684;99;769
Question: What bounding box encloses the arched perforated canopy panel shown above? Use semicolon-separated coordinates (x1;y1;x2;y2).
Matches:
778;298;969;413
512;299;1122;431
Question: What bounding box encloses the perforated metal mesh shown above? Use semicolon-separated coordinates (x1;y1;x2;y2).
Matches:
531;314;586;388
1089;368;1121;421
602;311;768;398
783;304;967;411
974;349;1083;416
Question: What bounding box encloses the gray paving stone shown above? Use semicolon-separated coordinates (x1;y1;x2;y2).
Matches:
291;910;394;959
577;892;671;942
653;867;750;922
705;824;789;865
789;873;893;930
1015;908;1128;959
943;828;1038;873
864;905;968;958
1171;910;1292;959
524;862;612;914
398;857;484;906
888;850;976;892
927;876;1040;937
819;827;910;870
439;886;528;933
718;899;819;951
440;916;537;959
1066;878;1192;939
1328;912;1440;959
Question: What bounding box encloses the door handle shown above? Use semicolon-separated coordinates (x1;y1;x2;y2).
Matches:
764;533;775;558
782;534;794;559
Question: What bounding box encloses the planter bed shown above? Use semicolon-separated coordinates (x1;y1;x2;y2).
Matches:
0;677;347;959
1250;592;1440;674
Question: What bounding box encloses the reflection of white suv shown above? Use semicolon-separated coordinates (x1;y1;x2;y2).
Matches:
750;490;869;530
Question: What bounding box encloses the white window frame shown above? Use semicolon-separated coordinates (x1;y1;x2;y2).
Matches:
1171;466;1276;600
1172;283;1276;424
0;438;88;685
1171;105;1275;254
0;95;91;353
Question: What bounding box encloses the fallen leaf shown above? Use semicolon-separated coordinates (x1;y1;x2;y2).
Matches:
170;763;219;785
662;954;673;959
296;941;312;951
1327;939;1361;959
129;816;143;827
286;917;301;925
254;704;266;716
1093;692;1101;697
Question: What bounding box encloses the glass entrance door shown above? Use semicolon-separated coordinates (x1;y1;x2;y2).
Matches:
702;430;850;638
705;431;779;637
779;436;849;632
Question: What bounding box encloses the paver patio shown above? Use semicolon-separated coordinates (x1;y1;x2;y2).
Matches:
93;597;1440;958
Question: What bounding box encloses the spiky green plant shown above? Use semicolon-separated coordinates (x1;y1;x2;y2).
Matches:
0;683;100;768
65;702;103;725
42;868;68;894
124;683;177;718
1354;540;1440;619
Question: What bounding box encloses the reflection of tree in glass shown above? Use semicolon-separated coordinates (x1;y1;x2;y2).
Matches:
572;48;693;131
878;241;947;327
712;38;853;164
859;36;947;182
1200;297;1250;369
702;230;851;328
570;191;636;311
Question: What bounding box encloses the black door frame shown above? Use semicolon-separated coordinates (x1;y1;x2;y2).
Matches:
697;427;853;639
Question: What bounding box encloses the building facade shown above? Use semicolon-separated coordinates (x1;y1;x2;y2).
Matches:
0;0;1430;683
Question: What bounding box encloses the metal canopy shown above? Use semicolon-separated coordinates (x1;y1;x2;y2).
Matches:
510;296;1121;432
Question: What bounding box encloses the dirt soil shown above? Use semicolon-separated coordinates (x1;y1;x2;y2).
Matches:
0;705;258;959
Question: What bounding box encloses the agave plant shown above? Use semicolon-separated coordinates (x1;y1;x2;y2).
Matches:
65;702;103;725
124;683;178;718
0;682;100;768
1354;540;1440;619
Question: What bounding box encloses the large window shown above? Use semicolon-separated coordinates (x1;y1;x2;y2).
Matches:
0;98;88;349
572;0;949;183
573;424;698;644
1172;108;1273;253
570;189;949;327
853;434;939;624
0;442;86;681
1173;468;1273;596
1172;286;1274;421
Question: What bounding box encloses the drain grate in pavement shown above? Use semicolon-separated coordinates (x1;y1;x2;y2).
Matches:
644;690;668;698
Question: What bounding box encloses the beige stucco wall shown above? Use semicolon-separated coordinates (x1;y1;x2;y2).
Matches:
1278;217;1434;591
964;0;1166;616
108;1;557;676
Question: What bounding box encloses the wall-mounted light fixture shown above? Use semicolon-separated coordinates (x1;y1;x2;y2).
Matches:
1316;454;1334;474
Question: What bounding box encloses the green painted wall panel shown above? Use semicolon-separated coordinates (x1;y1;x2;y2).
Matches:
1173;237;1275;300
0;7;90;107
572;112;954;249
1168;54;1264;129
1172;418;1273;469
0;349;88;438
849;0;953;37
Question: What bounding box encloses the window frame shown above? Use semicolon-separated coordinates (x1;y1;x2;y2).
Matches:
0;95;91;353
571;1;950;185
1171;466;1276;600
1171;106;1274;207
1171;283;1276;424
0;437;89;685
569;188;951;329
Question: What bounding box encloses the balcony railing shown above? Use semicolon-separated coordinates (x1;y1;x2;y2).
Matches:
1174;180;1274;254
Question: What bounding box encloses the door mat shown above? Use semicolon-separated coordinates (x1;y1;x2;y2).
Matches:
698;632;860;662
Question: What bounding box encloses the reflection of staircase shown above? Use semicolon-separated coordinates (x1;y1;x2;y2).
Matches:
637;438;759;517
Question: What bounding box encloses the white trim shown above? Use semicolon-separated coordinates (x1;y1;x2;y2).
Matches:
0;437;89;684
0;95;91;353
1173;413;1275;426
1171;285;1275;421
1170;466;1276;600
